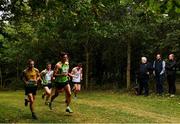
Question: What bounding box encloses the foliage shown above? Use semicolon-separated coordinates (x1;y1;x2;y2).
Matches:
0;0;179;89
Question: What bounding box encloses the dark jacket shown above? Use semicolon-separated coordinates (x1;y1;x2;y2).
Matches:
166;60;176;76
153;60;165;75
138;62;152;80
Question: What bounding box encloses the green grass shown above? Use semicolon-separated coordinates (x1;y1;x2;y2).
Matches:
0;90;180;123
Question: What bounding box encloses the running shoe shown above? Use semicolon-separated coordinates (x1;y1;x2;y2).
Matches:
66;107;73;113
25;99;28;106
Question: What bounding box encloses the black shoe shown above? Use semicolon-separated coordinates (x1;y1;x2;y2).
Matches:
32;112;38;120
42;94;45;99
25;99;28;106
49;102;52;110
45;101;49;105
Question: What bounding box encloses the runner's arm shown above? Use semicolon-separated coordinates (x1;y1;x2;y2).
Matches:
36;69;41;84
69;68;76;77
40;70;46;77
80;68;83;80
22;71;28;85
53;64;68;77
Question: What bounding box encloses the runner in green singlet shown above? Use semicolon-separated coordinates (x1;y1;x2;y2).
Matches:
49;52;73;113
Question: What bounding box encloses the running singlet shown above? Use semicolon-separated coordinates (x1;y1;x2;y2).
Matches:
24;68;39;87
72;67;82;83
41;69;53;85
55;62;69;83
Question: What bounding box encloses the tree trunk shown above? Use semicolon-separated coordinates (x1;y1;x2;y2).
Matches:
126;40;131;89
0;66;3;88
16;56;19;82
45;0;49;6
85;48;89;90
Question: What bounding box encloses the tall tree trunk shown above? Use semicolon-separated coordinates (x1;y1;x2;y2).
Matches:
45;0;49;6
126;40;131;89
16;56;19;82
85;47;89;90
0;66;3;88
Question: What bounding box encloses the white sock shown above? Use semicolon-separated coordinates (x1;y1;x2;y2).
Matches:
67;106;70;109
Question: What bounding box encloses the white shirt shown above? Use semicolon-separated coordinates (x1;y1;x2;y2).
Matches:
72;67;82;83
41;69;53;84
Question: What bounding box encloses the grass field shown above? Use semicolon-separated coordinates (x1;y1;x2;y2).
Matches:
0;90;180;123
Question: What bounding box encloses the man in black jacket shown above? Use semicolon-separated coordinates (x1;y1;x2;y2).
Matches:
166;54;177;97
138;57;152;96
153;54;166;95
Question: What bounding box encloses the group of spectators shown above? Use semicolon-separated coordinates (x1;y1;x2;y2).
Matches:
137;53;177;97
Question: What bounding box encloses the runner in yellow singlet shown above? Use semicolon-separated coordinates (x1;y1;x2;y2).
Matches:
22;59;40;119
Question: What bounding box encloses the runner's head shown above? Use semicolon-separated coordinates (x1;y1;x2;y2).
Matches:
77;63;82;69
46;62;52;70
60;52;69;63
27;59;34;69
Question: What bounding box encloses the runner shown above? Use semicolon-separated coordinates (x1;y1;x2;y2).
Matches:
22;59;40;119
41;62;53;105
49;52;73;113
71;63;83;99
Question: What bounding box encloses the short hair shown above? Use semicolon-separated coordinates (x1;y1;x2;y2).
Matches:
78;63;82;67
60;52;68;58
156;53;162;57
141;57;147;63
46;62;51;66
169;53;174;57
27;59;34;64
169;53;175;59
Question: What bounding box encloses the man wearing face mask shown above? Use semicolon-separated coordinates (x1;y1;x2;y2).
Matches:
153;54;166;96
166;54;177;97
